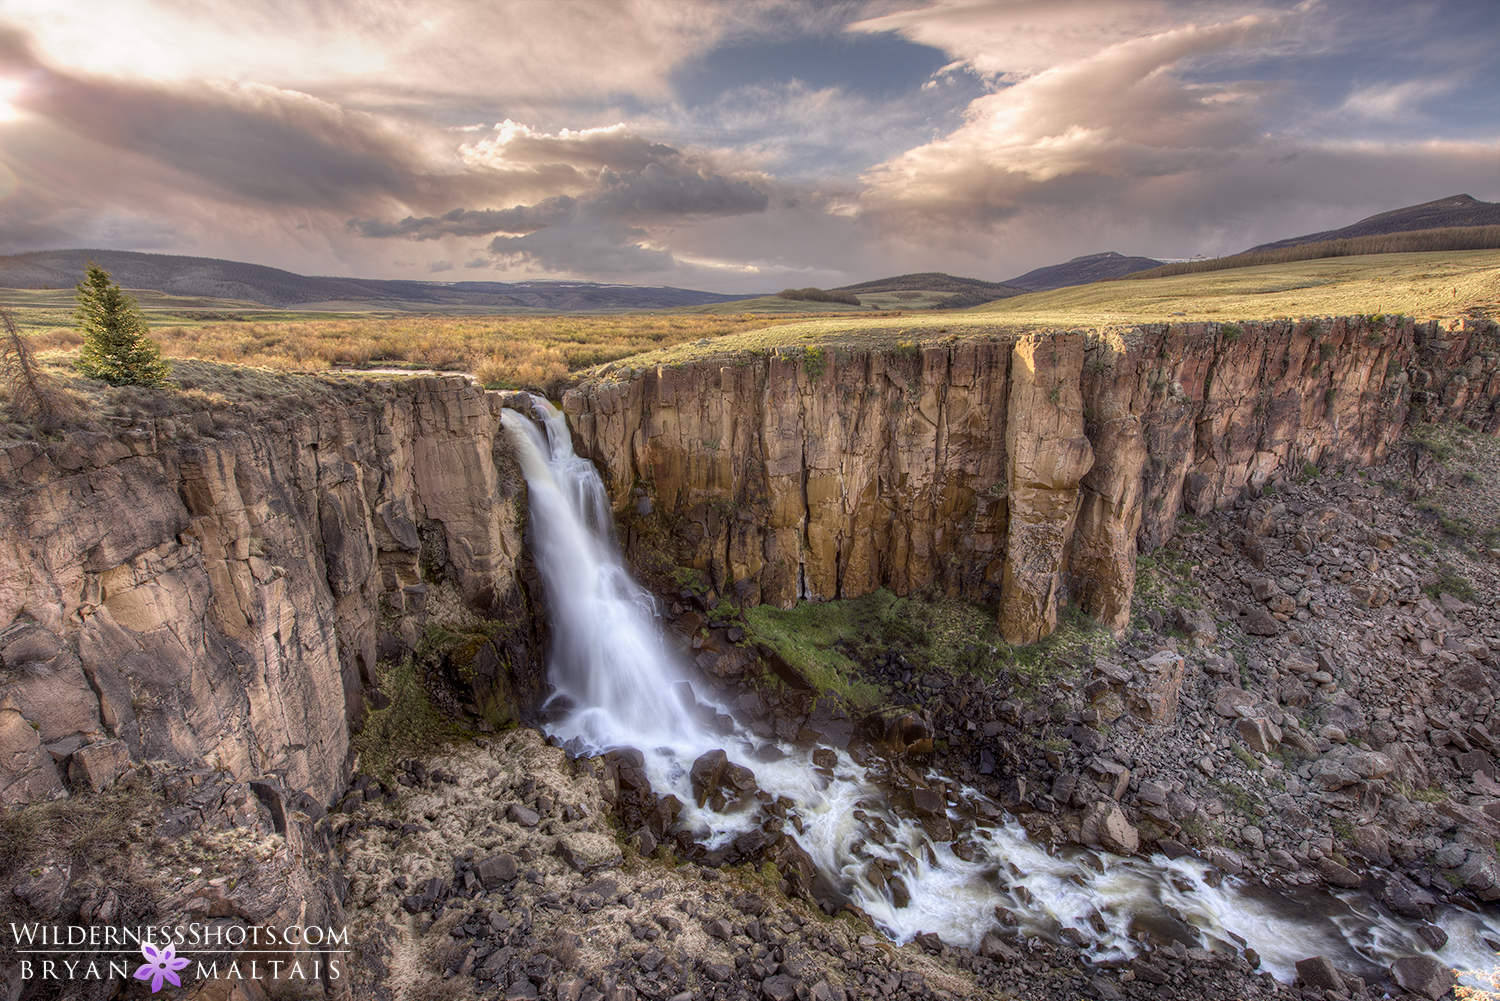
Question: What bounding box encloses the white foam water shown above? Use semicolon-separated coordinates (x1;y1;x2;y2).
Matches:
501;398;1500;988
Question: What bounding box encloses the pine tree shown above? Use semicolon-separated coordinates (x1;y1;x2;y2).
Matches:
74;263;170;386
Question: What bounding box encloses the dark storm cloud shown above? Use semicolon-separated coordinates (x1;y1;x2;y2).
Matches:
593;163;769;218
348;161;769;276
348;201;574;240
479;128;684;172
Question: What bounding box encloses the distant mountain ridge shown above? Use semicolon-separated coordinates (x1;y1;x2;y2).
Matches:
1004;251;1166;292
1246;194;1500;253
832;272;1028;308
0;249;748;312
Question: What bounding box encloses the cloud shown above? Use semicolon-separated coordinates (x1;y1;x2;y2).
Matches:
348;138;770;275
349;201;573;240
1340;77;1459;119
0;0;736;107
858;11;1298;230
460;121;683;172
847;0;1270;81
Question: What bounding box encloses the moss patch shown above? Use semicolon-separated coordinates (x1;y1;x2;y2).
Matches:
352;657;468;777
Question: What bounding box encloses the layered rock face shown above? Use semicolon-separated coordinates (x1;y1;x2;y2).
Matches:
564;316;1500;639
0;377;535;807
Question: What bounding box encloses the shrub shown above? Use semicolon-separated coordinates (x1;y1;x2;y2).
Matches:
775;287;862;306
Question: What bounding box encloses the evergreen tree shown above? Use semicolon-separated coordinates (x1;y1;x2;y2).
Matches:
74;263;170;386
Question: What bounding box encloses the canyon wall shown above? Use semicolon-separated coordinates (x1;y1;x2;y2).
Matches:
3;317;1496;810
0;377;537;808
564;316;1500;643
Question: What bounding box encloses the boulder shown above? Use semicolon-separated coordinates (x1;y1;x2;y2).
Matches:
1347;750;1394;779
1317;857;1361;888
1295;956;1344;994
556;832;623;875
1234;717;1281;755
1242;606;1282;636
0;708;66;806
1174;607;1218;646
1079;801;1138;854
476;853;518;888
1457;851;1500;900
689;749;758;812
67;739;130;792
1389;955;1455;1000
506;802;540;827
1213;687;1256;719
1131;651;1185;725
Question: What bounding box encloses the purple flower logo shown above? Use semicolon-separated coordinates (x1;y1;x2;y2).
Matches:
134;941;189;993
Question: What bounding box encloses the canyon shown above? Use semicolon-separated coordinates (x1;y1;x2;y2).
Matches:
565;316;1499;641
2;312;1499;1000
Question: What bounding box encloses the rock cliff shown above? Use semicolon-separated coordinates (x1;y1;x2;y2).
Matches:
563;316;1500;639
0;377;538;808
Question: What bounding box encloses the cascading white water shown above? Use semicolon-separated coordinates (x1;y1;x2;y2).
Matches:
501;398;1500;988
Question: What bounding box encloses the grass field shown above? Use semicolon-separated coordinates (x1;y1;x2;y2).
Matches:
4;250;1495;419
19;312;822;389
674;290;959;314
609;249;1500;369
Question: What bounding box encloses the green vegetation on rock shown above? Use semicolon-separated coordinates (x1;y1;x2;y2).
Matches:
351;657;466;777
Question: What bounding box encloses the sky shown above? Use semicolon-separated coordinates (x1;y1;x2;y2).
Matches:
0;0;1495;293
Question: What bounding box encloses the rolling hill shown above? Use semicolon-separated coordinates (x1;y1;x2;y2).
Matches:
1004;252;1166;292
1246;194;1500;253
831;272;1028;309
0;249;749;313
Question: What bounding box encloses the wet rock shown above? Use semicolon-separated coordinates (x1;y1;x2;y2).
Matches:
914;932;943;953
1383;877;1438;919
1000;776;1034;813
1206;847;1246;876
864;708;934;756
980;933;1019;962
1316;857;1361;888
811;748;838;770
1295;956;1345;993
910;785;946;817
1416;924;1448;951
1389;955;1456;1000
689;749;758;811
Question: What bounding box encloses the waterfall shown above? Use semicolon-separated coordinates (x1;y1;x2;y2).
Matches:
501;398;1500;988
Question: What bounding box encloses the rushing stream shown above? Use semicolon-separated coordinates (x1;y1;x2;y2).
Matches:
499;398;1500;989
